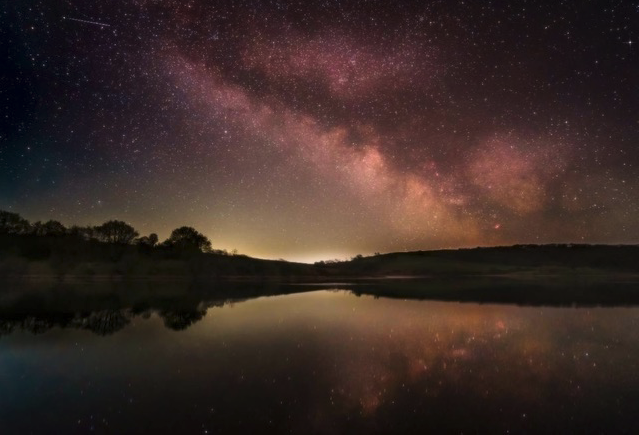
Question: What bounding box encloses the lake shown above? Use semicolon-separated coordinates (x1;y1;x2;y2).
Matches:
1;280;639;434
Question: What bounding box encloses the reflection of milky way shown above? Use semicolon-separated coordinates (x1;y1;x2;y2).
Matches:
2;1;638;260
306;294;639;421
4;291;639;433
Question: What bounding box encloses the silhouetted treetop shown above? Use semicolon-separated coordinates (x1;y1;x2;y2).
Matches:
32;220;67;236
149;233;158;246
166;226;212;253
94;220;139;244
137;233;159;247
0;211;31;235
67;225;97;240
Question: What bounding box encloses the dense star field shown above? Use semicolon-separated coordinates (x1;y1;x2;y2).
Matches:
2;0;637;261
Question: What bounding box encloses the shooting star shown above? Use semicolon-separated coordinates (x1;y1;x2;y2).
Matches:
63;16;111;27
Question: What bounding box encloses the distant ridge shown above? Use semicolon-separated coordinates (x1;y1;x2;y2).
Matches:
320;244;639;277
1;231;638;281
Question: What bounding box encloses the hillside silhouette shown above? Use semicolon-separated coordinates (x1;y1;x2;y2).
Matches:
1;210;638;280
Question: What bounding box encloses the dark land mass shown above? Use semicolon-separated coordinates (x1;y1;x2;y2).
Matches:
1;232;638;280
1;210;637;280
2;220;639;314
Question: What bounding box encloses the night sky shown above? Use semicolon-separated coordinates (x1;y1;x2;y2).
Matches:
2;0;638;262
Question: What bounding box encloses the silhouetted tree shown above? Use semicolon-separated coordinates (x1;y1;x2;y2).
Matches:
67;225;97;240
148;233;158;246
165;226;211;253
137;233;159;247
94;220;139;244
32;220;66;236
0;211;31;234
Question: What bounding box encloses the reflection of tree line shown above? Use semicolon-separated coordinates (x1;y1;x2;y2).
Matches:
0;299;242;337
0;280;314;338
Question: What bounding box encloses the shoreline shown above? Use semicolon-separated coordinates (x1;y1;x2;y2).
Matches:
2;271;639;283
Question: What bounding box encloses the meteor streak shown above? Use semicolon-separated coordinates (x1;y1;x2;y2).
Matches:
63;16;111;27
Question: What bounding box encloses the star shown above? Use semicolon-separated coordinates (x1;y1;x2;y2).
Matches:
0;0;636;261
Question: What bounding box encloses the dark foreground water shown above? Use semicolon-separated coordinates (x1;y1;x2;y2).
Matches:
2;282;639;434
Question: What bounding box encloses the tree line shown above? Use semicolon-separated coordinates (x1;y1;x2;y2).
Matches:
0;210;212;253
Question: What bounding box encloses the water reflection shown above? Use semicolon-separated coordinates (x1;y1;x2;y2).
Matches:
1;282;639;433
1;278;639;338
0;281;303;336
0;307;222;336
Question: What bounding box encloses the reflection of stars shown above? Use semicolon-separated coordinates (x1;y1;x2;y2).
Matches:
624;39;633;47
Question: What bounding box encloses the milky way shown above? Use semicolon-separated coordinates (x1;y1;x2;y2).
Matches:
2;1;638;261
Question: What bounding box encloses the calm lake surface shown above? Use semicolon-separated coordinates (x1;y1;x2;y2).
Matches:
2;282;639;434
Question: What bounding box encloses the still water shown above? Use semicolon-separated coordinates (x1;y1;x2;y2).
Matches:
1;284;639;434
